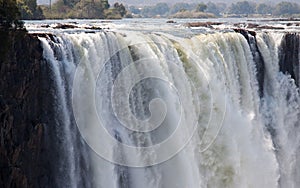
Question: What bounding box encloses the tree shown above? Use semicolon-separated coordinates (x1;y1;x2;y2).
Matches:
256;3;272;15
153;3;169;15
101;0;109;9
44;0;111;19
216;3;227;14
113;3;126;17
196;3;207;12
62;0;80;7
17;0;44;19
0;0;24;28
140;3;169;17
169;3;191;14
68;0;105;19
273;2;300;16
205;2;220;16
228;1;255;15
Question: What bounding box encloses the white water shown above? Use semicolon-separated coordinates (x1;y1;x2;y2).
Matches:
39;28;299;188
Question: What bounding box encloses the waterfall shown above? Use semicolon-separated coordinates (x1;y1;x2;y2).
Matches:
38;30;299;188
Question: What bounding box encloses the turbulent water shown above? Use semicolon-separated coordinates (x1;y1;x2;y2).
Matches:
36;22;300;188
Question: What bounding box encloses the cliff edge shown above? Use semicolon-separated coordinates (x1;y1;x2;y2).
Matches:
0;29;50;188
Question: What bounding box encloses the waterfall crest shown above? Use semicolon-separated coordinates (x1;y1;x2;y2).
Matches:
39;30;300;188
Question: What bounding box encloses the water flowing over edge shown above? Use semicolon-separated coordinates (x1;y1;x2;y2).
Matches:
37;29;300;188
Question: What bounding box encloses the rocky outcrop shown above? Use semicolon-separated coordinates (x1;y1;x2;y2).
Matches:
185;22;222;28
279;33;300;87
234;28;266;97
0;29;51;188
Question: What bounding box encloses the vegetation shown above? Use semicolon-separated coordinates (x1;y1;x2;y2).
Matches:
0;0;24;29
227;1;256;15
113;2;126;17
127;1;300;18
171;10;215;19
255;3;273;15
141;3;170;17
17;0;44;19
273;1;300;16
136;2;213;18
225;1;300;17
67;0;105;19
1;0;300;22
169;3;193;14
196;3;207;12
41;0;126;19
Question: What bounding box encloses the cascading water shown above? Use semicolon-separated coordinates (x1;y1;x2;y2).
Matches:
37;28;299;188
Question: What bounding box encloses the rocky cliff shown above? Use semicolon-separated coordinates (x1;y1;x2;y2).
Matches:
0;29;52;188
0;28;299;188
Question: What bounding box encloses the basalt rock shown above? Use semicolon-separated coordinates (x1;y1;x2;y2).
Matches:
0;29;53;188
234;28;266;97
53;23;78;29
279;33;300;87
185;22;222;28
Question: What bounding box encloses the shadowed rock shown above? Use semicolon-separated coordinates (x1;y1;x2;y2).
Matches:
234;28;266;97
279;33;300;87
185;22;223;28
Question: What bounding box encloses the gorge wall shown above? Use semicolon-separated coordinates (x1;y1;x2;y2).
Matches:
0;30;53;187
0;28;299;188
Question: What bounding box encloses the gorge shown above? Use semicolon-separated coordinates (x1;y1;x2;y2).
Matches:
0;20;299;188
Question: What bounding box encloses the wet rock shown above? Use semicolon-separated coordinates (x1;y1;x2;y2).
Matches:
257;25;285;30
0;29;51;187
67;21;78;24
40;24;50;28
246;23;259;28
234;28;265;97
84;26;102;30
269;18;300;22
278;33;300;87
233;28;256;37
85;31;96;33
166;20;176;23
53;23;78;29
185;22;222;28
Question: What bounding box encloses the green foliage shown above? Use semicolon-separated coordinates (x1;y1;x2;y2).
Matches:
196;3;207;12
62;0;80;7
228;1;255;15
215;3;227;14
101;0;109;9
17;0;44;19
0;0;24;29
141;3;169;17
43;0;126;19
256;3;272;15
205;2;228;16
169;3;192;14
138;2;224;18
113;3;126;17
273;2;300;16
171;10;215;19
153;3;169;15
140;6;153;17
68;0;105;19
104;8;121;19
205;2;220;16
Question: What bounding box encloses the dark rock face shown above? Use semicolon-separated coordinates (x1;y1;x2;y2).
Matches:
236;29;300;92
234;29;265;97
185;22;222;28
0;30;93;188
279;33;300;87
0;30;52;188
